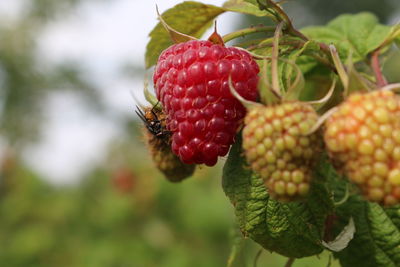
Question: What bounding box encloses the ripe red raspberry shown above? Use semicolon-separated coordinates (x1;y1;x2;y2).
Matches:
242;102;322;201
153;40;259;166
325;90;400;206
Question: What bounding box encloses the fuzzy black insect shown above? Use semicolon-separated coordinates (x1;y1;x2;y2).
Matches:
135;105;168;138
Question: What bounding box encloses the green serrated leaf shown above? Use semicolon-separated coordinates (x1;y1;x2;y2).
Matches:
145;1;225;68
325;169;400;267
301;12;391;62
334;198;400;267
223;0;272;17
385;206;400;230
222;139;334;258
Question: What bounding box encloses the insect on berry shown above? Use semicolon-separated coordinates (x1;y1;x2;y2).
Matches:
135;104;170;141
136;105;195;182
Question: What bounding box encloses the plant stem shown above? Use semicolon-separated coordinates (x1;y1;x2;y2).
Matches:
235;38;271;48
228;76;261;109
312;54;336;72
246;38;303;51
272;3;334;67
334;183;350;206
318;42;331;55
306;106;338;135
253;249;263;267
246;39;336;72
284;257;295;267
380;83;400;92
329;45;349;93
144;83;160;109
265;0;308;41
271;22;285;97
257;1;338;73
371;49;388;87
222;25;275;43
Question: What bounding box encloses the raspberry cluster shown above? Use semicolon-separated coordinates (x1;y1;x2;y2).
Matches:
153;40;259;166
242;102;321;201
325;90;400;205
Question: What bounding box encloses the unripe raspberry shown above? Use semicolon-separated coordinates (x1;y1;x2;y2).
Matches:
149;138;195;182
153;40;259;166
325;90;400;206
242;102;321;201
138;107;195;182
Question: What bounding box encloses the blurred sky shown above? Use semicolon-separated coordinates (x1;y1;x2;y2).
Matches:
0;0;238;184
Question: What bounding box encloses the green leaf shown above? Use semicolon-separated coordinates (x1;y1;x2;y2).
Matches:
334;198;400;267
223;0;272;17
385;206;400;230
378;24;400;49
145;1;225;68
222;139;334;258
244;0;259;5
323;168;400;267
301;12;391;62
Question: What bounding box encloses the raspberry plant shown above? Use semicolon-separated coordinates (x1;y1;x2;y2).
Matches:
141;1;400;266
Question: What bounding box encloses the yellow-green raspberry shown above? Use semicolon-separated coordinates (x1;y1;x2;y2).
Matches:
242;101;321;202
324;90;400;206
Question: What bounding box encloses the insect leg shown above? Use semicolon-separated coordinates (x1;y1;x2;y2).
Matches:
135;105;148;123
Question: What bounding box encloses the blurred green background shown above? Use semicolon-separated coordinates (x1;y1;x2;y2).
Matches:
0;1;399;266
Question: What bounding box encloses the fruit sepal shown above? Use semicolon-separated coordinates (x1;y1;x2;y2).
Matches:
156;5;197;44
